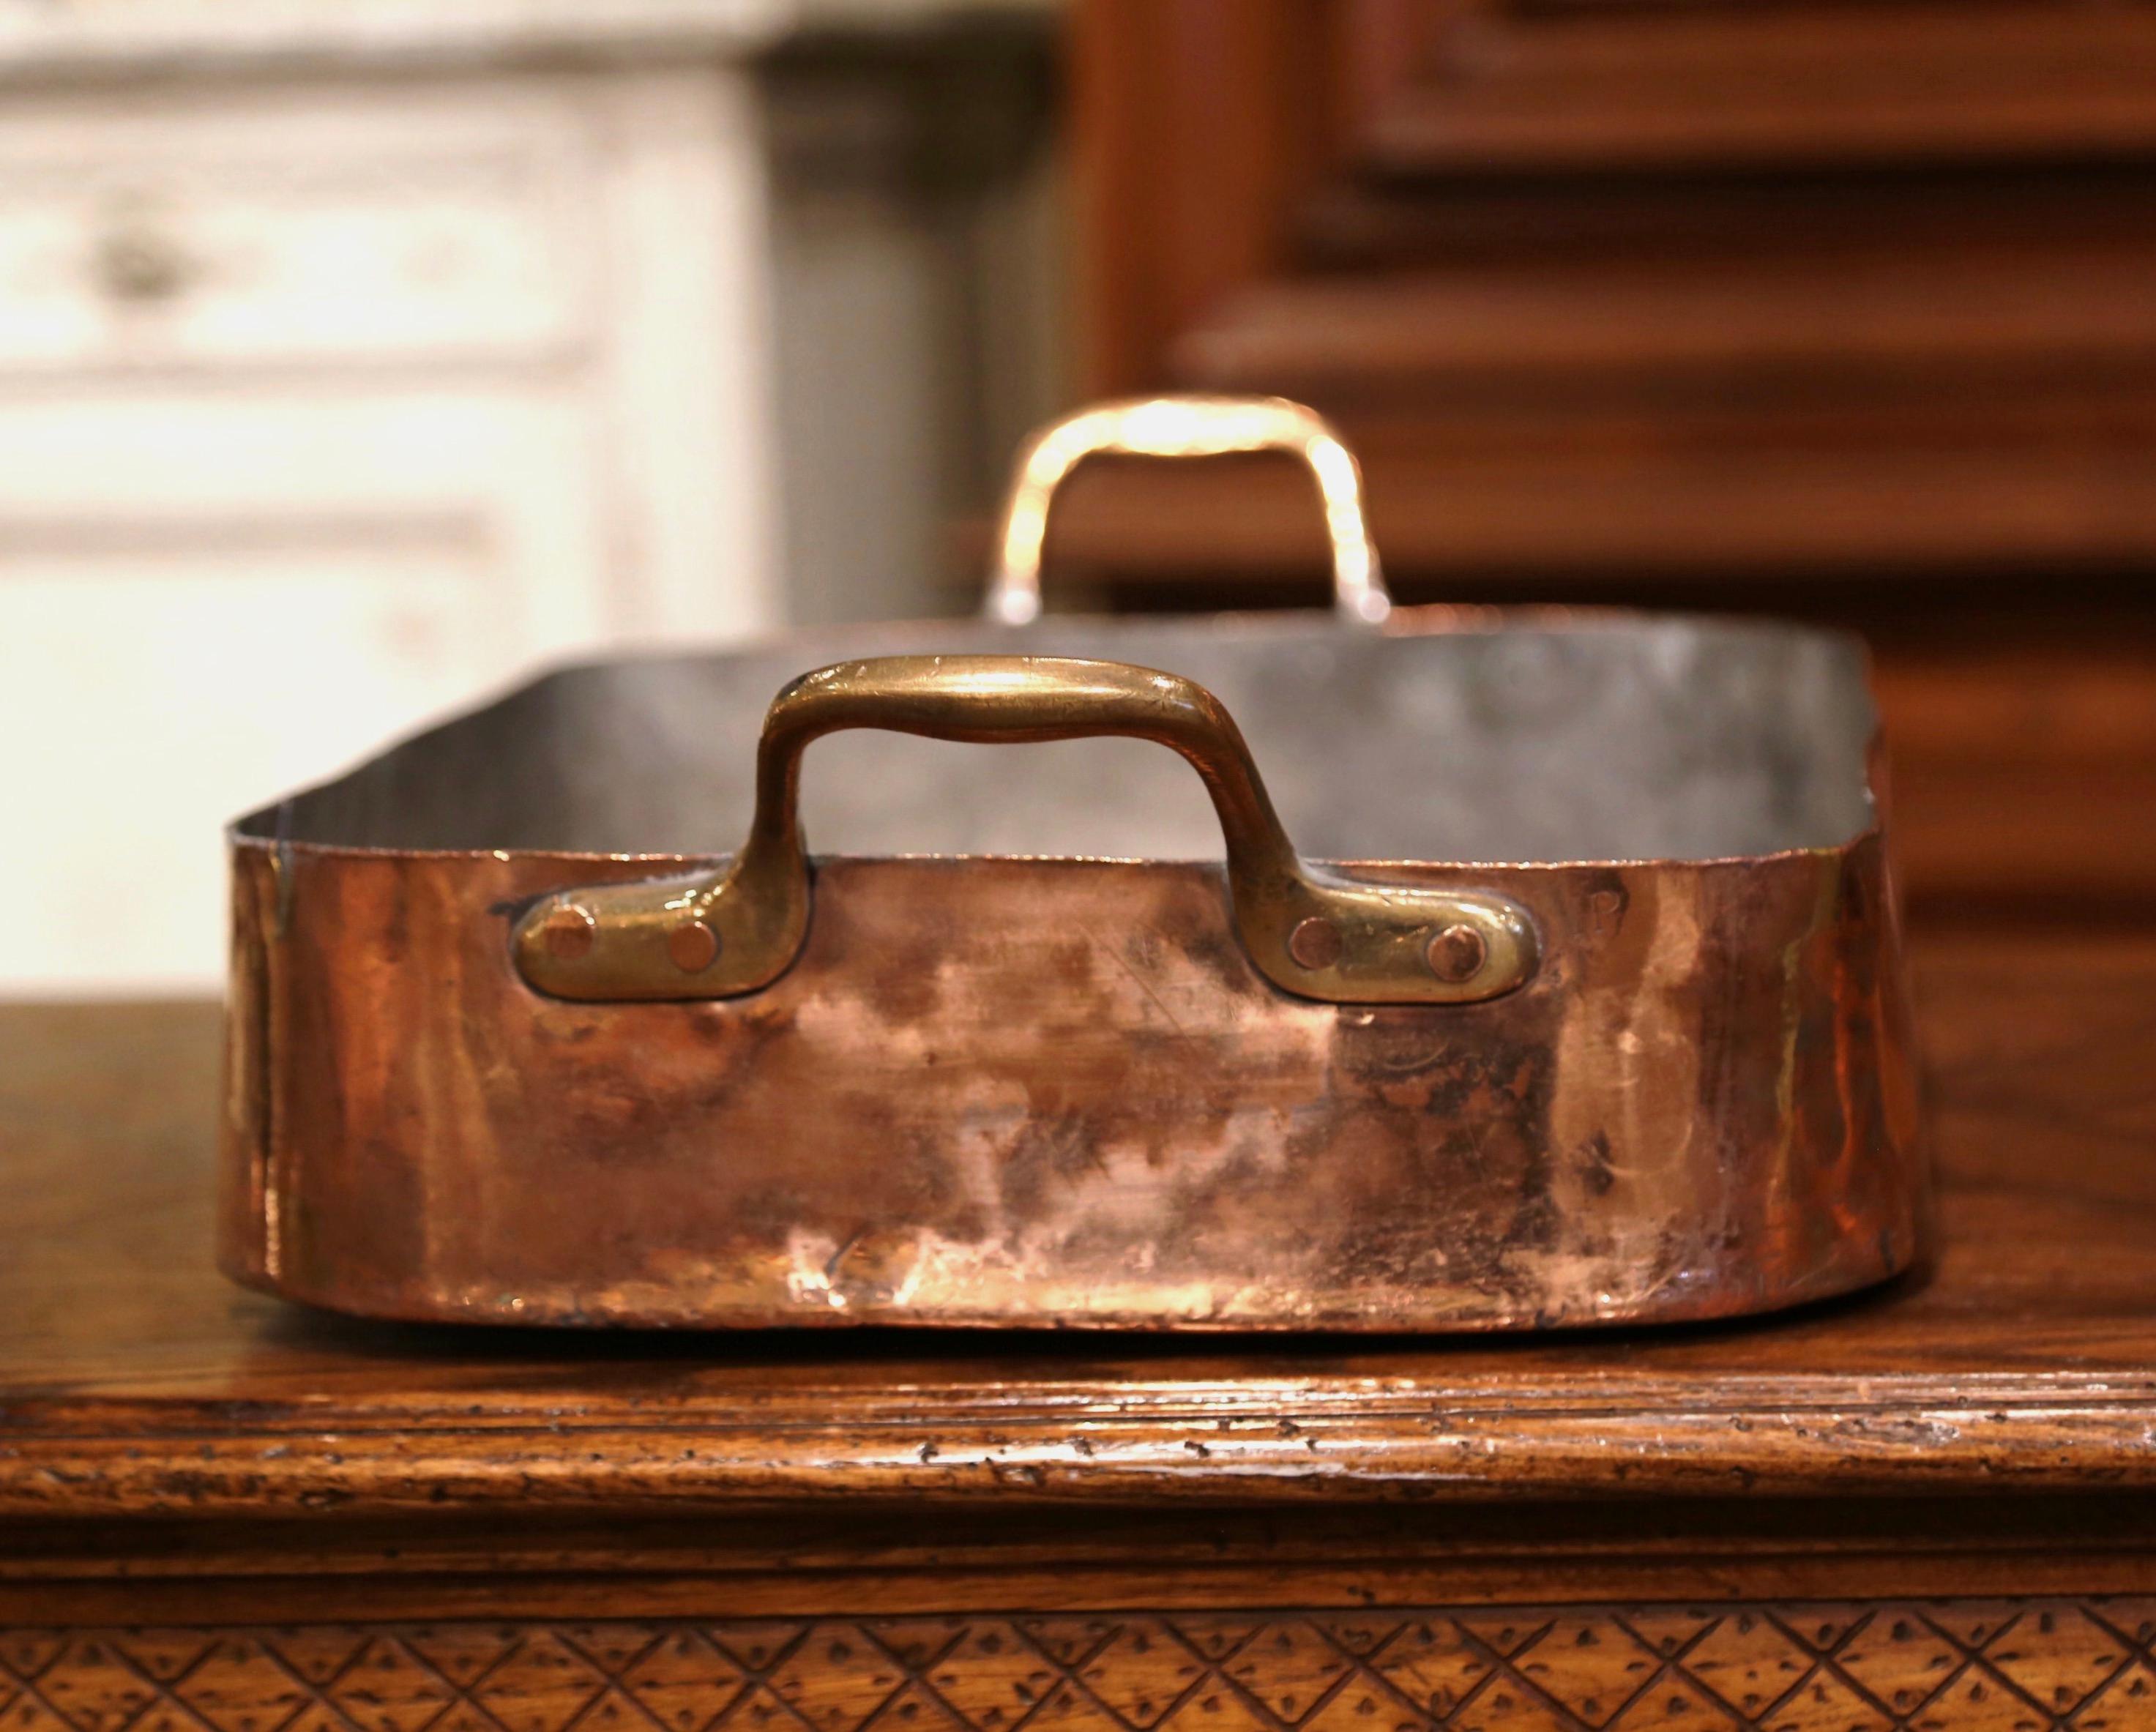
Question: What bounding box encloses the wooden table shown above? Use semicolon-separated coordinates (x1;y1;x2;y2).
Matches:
5;928;2155;1731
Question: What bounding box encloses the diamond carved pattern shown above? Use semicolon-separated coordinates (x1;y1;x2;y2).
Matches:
7;1699;81;1732
1152;1683;1270;1732
1979;1608;2127;1714
327;1638;458;1732
1018;1681;1122;1732
921;1624;1058;1731
1600;1676;1740;1732
1903;1665;2043;1731
619;1631;746;1732
1368;1621;1491;1721
1511;1616;1660;1728
1674;1613;1811;1720
167;1638;310;1732
34;1642;163;1732
2075;1656;2156;1729
1833;1615;1963;1719
1075;1626;1204;1731
472;1635;613;1732
4;1599;2155;1732
768;1625;909;1732
1761;1666;1892;1732
1222;1622;1354;1725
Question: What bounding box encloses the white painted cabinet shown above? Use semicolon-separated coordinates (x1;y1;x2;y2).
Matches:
0;16;783;992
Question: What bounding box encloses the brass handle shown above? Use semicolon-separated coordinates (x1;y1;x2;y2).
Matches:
513;655;1536;1006
982;395;1392;627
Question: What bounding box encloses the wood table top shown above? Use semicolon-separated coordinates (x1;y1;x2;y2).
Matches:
4;928;2154;1523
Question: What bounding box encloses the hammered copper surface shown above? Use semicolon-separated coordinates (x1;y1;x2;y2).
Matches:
221;626;1921;1329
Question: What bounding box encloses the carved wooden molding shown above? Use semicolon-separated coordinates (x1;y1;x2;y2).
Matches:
7;1600;2156;1732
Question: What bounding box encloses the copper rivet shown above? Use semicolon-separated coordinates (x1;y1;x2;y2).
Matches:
540;903;596;961
1288;915;1343;971
1426;922;1487;983
668;919;720;974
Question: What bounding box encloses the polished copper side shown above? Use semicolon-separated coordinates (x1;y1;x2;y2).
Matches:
222;819;1920;1331
217;392;1924;1333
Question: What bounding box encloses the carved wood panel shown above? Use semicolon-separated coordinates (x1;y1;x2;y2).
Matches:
1065;0;2156;914
7;1602;2156;1732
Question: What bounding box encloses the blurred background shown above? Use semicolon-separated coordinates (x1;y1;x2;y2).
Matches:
4;0;2152;995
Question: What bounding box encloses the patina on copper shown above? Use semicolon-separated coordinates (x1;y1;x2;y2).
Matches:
217;395;1924;1332
219;607;1922;1332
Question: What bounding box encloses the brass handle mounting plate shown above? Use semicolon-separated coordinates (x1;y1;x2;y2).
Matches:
513;655;1537;1007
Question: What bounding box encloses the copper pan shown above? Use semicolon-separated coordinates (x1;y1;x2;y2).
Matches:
221;397;1924;1330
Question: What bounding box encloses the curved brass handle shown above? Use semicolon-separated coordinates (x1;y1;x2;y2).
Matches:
513;656;1536;1006
982;395;1392;627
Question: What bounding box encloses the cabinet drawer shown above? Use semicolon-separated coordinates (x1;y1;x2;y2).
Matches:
0;85;597;374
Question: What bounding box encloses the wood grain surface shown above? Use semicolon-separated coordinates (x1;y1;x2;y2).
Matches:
6;1602;2156;1732
5;929;2156;1722
6;932;2155;1525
